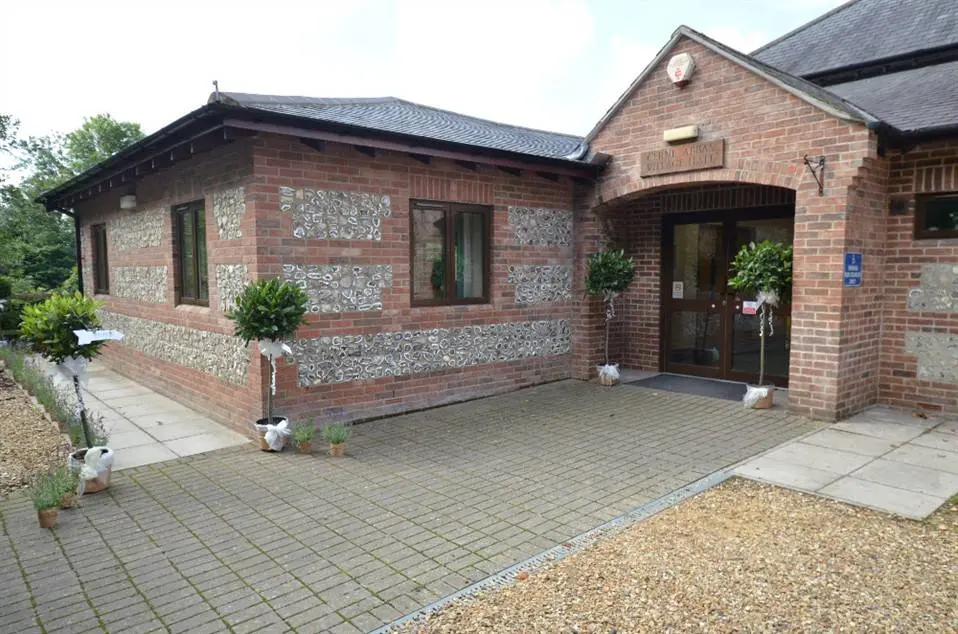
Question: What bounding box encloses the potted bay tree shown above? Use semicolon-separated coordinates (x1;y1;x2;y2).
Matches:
728;240;793;409
19;293;115;493
228;279;308;451
585;249;636;386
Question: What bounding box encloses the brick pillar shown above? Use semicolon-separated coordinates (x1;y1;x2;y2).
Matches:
572;188;609;380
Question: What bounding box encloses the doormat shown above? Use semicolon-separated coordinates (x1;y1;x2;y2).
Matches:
627;373;746;402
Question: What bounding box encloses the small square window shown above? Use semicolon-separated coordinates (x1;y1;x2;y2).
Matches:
174;201;209;305
410;200;491;306
915;193;958;239
91;224;109;294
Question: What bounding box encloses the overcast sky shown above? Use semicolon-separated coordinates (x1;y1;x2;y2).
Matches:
2;0;846;140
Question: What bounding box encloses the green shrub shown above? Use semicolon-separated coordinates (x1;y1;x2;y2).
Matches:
227;279;308;423
227;279;308;345
0;345;75;430
321;422;350;445
585;249;636;366
28;472;62;510
0;276;12;299
19;292;104;364
292;420;316;444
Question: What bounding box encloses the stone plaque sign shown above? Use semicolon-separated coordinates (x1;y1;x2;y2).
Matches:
640;139;724;177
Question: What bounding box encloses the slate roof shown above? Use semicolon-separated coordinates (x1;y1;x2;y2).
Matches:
826;59;958;134
753;0;958;78
217;93;587;162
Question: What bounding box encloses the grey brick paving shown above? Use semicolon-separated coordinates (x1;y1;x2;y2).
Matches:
0;380;818;632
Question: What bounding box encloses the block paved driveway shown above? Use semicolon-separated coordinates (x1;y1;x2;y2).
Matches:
0;380;818;633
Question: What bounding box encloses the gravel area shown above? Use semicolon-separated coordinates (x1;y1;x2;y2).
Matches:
399;479;958;633
0;364;69;497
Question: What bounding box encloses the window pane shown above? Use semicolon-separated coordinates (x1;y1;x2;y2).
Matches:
669;310;721;367
454;211;485;299
672;222;722;300
195;208;209;300
179;211;196;299
412;205;447;302
923;196;958;233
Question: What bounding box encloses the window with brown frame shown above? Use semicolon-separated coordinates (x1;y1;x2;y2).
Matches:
410;200;491;306
173;200;209;305
91;224;109;294
915;192;958;239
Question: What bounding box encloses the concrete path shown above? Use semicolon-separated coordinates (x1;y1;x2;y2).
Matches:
67;362;248;470
0;380;818;634
735;406;958;519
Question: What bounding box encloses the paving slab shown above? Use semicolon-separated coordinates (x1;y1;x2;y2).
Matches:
911;430;958;453
799;428;900;456
760;441;873;475
884;443;958;474
736;406;958;519
733;456;841;491
851;458;958;497
819;477;944;520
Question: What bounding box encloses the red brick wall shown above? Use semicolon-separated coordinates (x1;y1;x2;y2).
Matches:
586;35;878;420
880;139;958;413
75;140;265;431
250;134;577;424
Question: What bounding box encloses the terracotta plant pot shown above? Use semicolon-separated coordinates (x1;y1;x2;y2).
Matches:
37;508;59;529
68;447;114;494
60;493;76;509
748;384;775;409
296;440;312;454
254;417;289;452
329;443;345;457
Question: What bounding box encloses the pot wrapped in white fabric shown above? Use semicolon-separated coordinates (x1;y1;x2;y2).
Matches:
68;446;114;495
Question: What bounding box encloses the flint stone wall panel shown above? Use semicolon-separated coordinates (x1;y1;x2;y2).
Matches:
507;264;572;304
508;207;573;247
279;187;391;240
904;331;958;383
292;319;571;385
112;267;167;303
216;264;249;312
109;207;165;251
100;311;248;385
907;263;958;312
212;186;246;240
282;264;392;313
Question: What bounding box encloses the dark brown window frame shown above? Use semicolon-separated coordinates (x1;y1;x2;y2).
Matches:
90;223;109;295
409;199;492;307
173;200;209;306
915;192;958;239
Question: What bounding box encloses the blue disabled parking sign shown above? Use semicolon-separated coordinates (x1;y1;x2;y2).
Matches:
843;252;862;287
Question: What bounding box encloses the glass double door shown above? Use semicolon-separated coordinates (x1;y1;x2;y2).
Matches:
663;210;793;386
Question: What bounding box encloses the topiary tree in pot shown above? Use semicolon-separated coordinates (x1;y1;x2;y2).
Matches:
585;249;636;386
19;292;116;492
227;278;308;451
728;240;793;409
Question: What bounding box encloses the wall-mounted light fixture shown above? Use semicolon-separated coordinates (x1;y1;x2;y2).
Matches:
119;194;137;210
663;125;699;143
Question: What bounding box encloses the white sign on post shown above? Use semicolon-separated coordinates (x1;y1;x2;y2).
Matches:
671;282;684;299
73;329;125;345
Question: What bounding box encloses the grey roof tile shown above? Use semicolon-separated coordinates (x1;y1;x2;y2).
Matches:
826;59;958;134
218;93;586;162
753;0;958;77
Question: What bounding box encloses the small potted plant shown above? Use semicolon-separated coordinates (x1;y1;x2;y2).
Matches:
228;279;309;451
54;466;80;509
321;422;350;457
29;473;62;529
19;293;115;490
585;249;636;386
728;240;793;409
292;420;315;454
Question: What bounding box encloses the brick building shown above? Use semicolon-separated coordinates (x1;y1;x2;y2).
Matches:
38;0;958;432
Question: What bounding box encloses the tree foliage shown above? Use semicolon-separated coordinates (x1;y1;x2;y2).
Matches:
227;279;309;344
0;114;144;293
727;241;793;305
19;292;105;365
586;249;636;366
